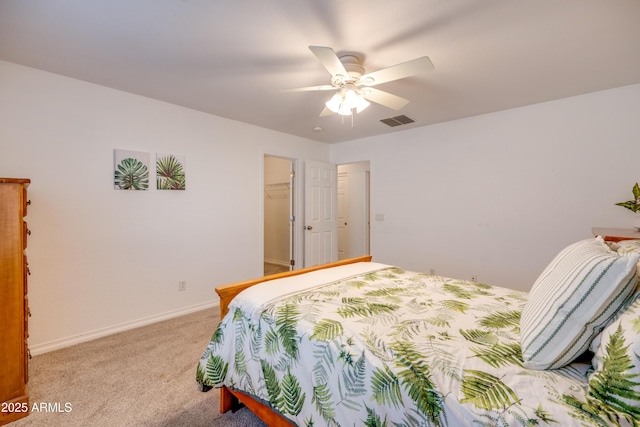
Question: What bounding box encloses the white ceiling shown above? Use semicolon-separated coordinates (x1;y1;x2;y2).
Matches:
1;0;640;144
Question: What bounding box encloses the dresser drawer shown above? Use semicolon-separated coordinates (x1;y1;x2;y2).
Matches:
24;298;29;339
23;222;29;249
23;256;28;295
21;187;29;217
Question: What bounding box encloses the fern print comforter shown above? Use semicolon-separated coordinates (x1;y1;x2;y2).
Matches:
197;263;637;426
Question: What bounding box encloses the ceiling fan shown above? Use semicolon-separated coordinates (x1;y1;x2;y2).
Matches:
280;46;434;117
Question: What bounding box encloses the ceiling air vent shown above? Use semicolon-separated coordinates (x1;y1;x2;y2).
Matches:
380;115;415;127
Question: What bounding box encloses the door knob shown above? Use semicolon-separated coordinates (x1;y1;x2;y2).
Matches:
305;226;313;230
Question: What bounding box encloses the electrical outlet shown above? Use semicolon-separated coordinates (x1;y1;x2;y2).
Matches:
178;280;186;291
471;275;477;283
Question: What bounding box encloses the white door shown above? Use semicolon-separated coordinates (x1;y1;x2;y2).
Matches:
304;160;337;267
337;171;349;260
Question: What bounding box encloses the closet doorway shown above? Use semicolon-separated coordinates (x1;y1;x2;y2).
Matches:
264;155;295;275
337;161;370;260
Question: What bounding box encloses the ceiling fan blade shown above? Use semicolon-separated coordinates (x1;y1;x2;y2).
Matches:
359;56;433;86
319;106;334;117
275;85;337;93
309;46;349;78
361;87;409;110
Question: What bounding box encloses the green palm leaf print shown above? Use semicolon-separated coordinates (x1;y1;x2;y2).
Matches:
371;364;403;408
478;309;521;330
337;297;398;318
363;405;387;427
470;342;524;368
442;299;469;313
114;157;149;190
460;328;499;346
156;154;185;190
312;382;336;423
205;354;228;385
392;340;443;422
261;359;284;412
311;319;344;342
275;303;301;359
460;369;519;410
339;351;367;410
588;324;640;417
282;370;306;415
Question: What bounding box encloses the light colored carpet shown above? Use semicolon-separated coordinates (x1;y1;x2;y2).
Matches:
263;262;289;276
11;308;267;426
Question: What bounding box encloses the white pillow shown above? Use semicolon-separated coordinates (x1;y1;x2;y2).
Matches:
616;239;640;256
521;237;640;370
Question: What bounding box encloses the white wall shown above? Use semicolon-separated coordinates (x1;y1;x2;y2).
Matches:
331;83;640;291
0;60;329;354
4;57;639;353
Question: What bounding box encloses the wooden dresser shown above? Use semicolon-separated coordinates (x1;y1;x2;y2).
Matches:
0;178;30;425
592;227;640;242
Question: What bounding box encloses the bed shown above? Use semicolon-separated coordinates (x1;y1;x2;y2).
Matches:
197;238;640;426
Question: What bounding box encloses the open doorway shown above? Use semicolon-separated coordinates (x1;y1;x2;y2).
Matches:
337;161;370;260
264;155;295;275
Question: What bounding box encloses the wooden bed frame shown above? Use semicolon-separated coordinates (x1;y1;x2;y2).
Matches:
214;255;373;426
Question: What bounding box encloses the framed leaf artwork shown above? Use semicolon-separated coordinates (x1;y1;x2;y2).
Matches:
114;149;150;190
156;153;186;190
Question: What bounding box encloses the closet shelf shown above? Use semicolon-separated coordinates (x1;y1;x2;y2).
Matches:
264;182;290;199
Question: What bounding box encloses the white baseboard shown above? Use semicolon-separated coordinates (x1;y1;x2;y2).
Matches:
29;300;219;356
264;258;289;267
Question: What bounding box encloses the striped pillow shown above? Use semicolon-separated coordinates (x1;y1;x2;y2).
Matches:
521;237;640;370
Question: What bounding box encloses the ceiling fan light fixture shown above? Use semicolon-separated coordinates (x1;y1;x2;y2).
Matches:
325;93;350;115
344;87;357;102
354;95;370;113
325;88;369;116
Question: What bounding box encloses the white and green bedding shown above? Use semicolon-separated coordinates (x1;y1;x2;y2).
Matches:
197;262;639;426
